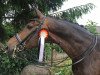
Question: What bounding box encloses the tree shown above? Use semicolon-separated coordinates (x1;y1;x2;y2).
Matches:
0;0;95;41
50;3;95;22
0;0;65;41
85;20;98;35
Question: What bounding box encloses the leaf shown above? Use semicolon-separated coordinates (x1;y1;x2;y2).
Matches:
50;3;95;22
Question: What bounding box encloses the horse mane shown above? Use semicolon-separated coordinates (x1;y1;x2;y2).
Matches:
48;15;87;30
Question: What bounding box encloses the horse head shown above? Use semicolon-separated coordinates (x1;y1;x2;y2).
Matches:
7;8;51;52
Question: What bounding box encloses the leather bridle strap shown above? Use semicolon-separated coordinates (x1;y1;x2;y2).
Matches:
46;35;98;68
72;35;97;65
15;17;46;46
15;33;22;43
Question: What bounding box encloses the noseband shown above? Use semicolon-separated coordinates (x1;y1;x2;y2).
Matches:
15;33;22;43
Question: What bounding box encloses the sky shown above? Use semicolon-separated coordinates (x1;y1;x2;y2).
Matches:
60;0;100;26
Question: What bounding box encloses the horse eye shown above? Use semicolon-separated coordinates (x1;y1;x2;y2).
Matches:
27;25;33;29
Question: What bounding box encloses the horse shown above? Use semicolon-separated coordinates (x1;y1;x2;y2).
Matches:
7;7;100;75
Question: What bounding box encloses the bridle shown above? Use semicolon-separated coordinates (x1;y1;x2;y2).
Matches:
14;16;97;67
15;33;22;44
15;17;46;47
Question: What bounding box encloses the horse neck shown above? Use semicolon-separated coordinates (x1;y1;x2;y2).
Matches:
47;18;93;59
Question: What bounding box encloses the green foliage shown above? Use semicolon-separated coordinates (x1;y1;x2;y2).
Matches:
85;20;98;34
0;25;7;42
0;50;28;75
52;58;72;75
3;22;15;38
53;66;72;75
45;43;63;53
0;0;65;24
0;0;66;41
0;44;71;75
45;43;73;75
52;44;63;53
50;3;95;22
0;0;95;41
0;48;40;75
45;43;52;60
45;43;63;60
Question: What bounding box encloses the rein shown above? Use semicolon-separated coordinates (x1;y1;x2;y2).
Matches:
72;35;97;65
49;35;97;67
14;17;97;67
41;35;97;68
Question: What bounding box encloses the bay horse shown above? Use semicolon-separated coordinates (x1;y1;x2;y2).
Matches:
7;8;100;75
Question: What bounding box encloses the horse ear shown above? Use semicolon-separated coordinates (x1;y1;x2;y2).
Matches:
34;7;44;19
